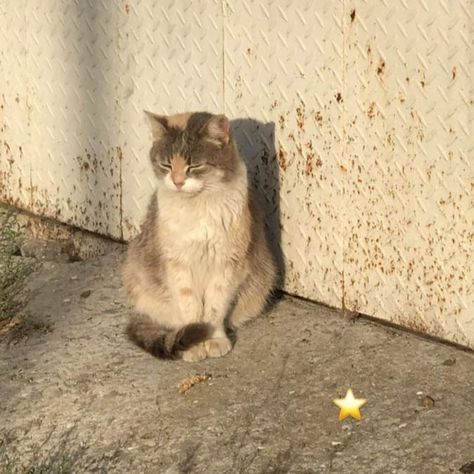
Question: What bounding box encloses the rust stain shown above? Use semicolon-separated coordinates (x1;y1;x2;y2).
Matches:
235;76;243;100
296;105;305;131
124;3;130;14
314;111;323;125
117;146;124;240
451;66;456;80
270;99;278;111
367;102;376;119
376;59;385;76
335;92;343;103
350;9;356;23
403;314;429;334
278;147;287;171
304;153;314;176
387;133;394;147
279;115;285;131
420;80;425;88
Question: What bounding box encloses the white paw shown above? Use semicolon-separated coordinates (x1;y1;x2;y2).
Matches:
181;343;207;362
204;337;232;358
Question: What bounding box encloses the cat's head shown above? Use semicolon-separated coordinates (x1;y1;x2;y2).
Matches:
145;111;239;194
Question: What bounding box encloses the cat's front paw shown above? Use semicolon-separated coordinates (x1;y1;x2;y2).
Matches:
182;342;207;362
204;337;232;358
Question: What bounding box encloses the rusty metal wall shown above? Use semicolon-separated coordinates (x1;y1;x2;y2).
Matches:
0;0;472;347
342;0;473;347
224;0;345;309
0;2;123;238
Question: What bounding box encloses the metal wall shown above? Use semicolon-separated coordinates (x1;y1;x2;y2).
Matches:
0;0;472;347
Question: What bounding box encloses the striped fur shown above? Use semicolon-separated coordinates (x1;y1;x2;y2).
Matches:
122;111;277;362
126;316;212;359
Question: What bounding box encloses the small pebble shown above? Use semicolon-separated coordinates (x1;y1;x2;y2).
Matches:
80;290;92;299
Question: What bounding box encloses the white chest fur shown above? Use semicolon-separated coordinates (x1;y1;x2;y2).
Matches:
157;184;247;265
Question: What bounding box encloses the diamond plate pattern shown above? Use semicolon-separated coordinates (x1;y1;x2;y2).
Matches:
118;0;223;240
343;0;474;345
0;0;472;346
224;0;345;308
0;1;31;211
27;1;123;238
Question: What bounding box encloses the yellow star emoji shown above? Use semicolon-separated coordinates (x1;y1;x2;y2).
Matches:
333;388;367;421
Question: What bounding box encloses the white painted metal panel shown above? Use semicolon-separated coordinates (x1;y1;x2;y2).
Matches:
1;1;123;238
118;0;224;241
29;1;123;238
343;0;473;346
224;0;345;308
0;0;472;346
0;1;31;210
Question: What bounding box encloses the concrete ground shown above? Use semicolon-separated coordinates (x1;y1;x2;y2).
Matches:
0;247;473;474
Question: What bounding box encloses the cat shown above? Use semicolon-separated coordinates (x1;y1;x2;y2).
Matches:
122;111;277;362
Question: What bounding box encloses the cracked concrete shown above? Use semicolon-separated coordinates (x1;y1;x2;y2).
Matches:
0;248;473;473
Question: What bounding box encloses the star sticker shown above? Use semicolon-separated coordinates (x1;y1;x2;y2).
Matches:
333;388;367;421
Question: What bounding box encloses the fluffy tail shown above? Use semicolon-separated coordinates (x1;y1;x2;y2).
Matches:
126;315;212;360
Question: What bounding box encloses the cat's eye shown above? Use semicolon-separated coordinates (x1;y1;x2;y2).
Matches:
188;164;206;171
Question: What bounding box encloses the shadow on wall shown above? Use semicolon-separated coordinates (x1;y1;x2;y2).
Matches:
230;119;284;288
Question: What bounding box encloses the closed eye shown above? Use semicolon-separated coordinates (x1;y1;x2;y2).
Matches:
159;162;172;170
188;164;206;171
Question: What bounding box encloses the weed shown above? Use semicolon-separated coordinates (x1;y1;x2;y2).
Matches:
0;207;31;322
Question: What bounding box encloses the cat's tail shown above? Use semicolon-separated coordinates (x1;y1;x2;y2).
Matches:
126;315;212;359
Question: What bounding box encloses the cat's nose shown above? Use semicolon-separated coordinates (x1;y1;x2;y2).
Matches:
173;180;184;190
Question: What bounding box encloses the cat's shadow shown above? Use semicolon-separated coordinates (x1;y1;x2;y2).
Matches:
225;118;284;341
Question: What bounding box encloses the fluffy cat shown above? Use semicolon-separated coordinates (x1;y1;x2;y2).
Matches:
122;111;277;362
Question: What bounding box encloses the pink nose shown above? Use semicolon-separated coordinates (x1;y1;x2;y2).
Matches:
173;181;184;190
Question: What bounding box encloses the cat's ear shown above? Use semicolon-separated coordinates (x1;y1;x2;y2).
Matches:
200;115;230;146
144;110;168;140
